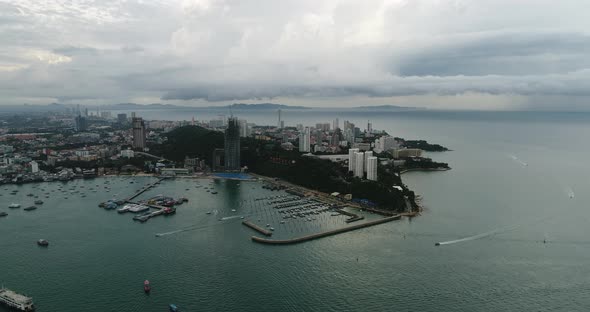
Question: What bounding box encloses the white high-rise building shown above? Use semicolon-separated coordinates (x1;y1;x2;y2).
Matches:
375;136;399;153
239;119;249;137
364;151;373;172
366;156;378;181
348;148;359;171
354;151;364;178
30;161;39;173
333;118;339;130
299;127;311;152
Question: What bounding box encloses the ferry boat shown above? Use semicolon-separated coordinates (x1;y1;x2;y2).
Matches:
0;288;35;311
144;280;151;293
8;203;20;208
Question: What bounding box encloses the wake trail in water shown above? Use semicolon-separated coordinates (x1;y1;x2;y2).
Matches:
219;215;242;221
509;154;528;167
436;214;553;246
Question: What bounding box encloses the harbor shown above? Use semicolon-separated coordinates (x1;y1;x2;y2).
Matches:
0;175;411;311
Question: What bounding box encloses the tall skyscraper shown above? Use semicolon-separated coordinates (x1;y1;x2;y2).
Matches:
367;121;372;133
366;156;378;181
132;117;146;150
277;109;282;128
333;118;339;130
224;117;241;171
348;148;359;172
75;115;87;132
299;127;311;152
239;119;249;137
364;150;373;172
354;151;364;178
117;113;127;124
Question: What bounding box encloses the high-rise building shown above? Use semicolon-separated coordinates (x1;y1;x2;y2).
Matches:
364;150;373;172
132;117;146;150
299;127;311;152
375;136;399;153
366;156;378;181
354;151;364;178
277;109;282;128
315;123;330;132
117;113;127;124
224;117;241;171
239;119;249;137
348;148;359;172
367;121;372;133
75;115;87;132
333;118;339;130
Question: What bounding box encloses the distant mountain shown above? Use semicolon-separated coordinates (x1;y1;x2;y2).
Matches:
353;105;424;110
222;103;310;110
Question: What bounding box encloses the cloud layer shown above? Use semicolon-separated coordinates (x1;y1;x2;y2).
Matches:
1;0;589;108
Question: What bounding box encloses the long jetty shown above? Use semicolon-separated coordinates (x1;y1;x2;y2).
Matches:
126;177;167;201
242;220;273;236
251;215;401;245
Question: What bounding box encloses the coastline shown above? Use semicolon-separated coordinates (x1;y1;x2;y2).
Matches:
399;167;451;174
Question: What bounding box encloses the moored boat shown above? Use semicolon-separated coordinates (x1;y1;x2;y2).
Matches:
0;212;7;217
8;203;20;209
24;206;37;211
37;239;49;246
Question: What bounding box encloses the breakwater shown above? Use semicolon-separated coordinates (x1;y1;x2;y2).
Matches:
251;215;401;245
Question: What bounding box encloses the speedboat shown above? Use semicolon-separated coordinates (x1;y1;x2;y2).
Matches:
37;239;49;246
169;304;179;312
8;203;20;208
144;280;151;293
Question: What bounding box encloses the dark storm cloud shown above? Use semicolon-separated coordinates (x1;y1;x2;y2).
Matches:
397;32;590;77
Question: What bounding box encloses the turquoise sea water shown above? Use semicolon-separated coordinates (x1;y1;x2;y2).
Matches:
3;110;590;311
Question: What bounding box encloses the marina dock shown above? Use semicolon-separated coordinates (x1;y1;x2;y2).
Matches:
126;177;168;201
251;214;402;245
242;220;273;236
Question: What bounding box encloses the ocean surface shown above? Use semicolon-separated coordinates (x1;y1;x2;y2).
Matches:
3;109;590;311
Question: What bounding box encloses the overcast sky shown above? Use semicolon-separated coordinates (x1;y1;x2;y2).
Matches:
0;0;589;109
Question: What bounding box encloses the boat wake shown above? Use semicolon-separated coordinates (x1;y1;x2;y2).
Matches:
219;215;242;221
566;187;575;199
435;215;553;246
509;154;528;167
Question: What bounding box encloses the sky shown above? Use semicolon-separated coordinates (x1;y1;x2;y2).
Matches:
0;0;589;110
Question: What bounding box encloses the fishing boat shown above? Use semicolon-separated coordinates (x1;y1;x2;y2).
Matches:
144;280;151;293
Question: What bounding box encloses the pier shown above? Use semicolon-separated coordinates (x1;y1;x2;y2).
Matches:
251;215;401;245
126;177;167;201
242;220;273;236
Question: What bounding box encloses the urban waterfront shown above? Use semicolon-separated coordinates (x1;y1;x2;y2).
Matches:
3;110;590;311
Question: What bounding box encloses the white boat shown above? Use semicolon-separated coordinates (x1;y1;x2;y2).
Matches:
8;203;20;208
